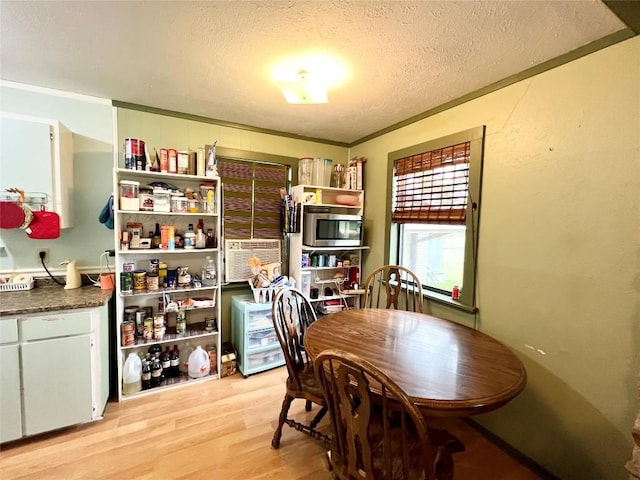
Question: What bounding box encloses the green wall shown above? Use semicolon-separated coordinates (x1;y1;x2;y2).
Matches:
116;107;349;350
352;37;640;479
2;35;638;478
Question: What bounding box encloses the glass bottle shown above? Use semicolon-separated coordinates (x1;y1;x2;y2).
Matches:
206;228;216;248
161;347;171;381
170;344;180;378
141;354;152;390
152;222;161;249
151;353;162;387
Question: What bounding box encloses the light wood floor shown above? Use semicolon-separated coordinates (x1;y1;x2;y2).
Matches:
0;366;545;480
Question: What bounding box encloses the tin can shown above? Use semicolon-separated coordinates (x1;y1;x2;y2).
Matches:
147;273;159;291
123;305;138;323
124;138;145;170
176;310;187;335
132;270;147;291
124;138;146;170
120;272;133;293
204;316;217;332
135;310;146;336
158;262;167;284
143;317;154;340
120;321;135;346
148;258;159;275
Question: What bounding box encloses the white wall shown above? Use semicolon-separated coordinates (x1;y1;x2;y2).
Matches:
0;83;114;274
352;37;640;479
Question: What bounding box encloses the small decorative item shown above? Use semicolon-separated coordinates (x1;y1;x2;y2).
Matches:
206;140;218;178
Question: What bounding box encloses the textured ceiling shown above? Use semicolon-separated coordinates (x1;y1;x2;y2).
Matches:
0;1;628;144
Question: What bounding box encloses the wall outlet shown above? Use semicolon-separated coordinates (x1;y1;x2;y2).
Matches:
37;248;50;264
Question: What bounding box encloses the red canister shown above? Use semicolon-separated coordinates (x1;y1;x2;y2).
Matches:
124;138;145;170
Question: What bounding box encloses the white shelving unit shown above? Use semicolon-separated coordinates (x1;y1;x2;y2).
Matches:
113;168;222;401
289;184;368;312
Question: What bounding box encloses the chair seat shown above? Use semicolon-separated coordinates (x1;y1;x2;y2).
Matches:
286;363;326;404
332;415;464;480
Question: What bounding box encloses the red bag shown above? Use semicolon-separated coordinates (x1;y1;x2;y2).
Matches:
26;209;60;239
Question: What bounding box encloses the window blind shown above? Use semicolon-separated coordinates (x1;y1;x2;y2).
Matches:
392;141;470;225
217;158;286;239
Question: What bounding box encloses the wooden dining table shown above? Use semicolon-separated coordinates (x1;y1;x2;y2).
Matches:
304;308;526;417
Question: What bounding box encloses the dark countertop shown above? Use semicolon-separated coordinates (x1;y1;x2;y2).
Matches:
0;284;112;317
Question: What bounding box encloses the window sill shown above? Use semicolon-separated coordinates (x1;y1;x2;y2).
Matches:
424;291;477;314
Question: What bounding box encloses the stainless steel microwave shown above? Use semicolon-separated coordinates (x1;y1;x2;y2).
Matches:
303;213;363;247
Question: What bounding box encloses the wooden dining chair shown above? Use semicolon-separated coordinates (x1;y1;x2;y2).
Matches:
363;265;424;313
271;287;330;449
314;349;464;480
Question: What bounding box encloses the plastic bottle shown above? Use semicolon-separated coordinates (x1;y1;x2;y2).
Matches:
179;341;194;374
201;256;217;287
122;352;142;395
184;223;195;249
188;345;211;378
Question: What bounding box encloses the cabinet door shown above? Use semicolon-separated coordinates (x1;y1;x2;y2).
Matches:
21;335;93;435
0;115;73;228
0;344;22;442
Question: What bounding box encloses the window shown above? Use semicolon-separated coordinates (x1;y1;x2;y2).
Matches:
215;148;297;282
387;126;485;310
217;157;287;240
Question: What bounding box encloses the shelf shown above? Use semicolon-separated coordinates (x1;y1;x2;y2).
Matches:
121;323;219;350
116;168;220;183
120;285;217;298
118;248;219;255
117;209;218;217
302;245;369;252
114;147;222;403
303;202;361;210
121;371;219;400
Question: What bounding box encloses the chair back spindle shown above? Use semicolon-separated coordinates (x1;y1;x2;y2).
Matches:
364;265;424;313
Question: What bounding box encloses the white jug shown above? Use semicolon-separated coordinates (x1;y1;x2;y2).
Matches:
122;352;142;394
179;341;194;374
188;345;211;378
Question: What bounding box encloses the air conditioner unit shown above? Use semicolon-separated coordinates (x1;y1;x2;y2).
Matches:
224;239;282;283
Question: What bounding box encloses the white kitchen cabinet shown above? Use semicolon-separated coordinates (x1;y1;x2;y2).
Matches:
289;185;368;313
22;334;93;435
0;113;74;228
113;168;222;401
0;305;109;443
0;318;22;443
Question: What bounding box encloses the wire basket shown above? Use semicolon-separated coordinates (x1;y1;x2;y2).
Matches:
247;280;283;304
0;275;35;291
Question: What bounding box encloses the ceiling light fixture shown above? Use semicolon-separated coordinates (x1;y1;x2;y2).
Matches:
278;70;328;104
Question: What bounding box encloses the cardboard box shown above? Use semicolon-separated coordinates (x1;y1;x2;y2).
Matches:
221;352;237;378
